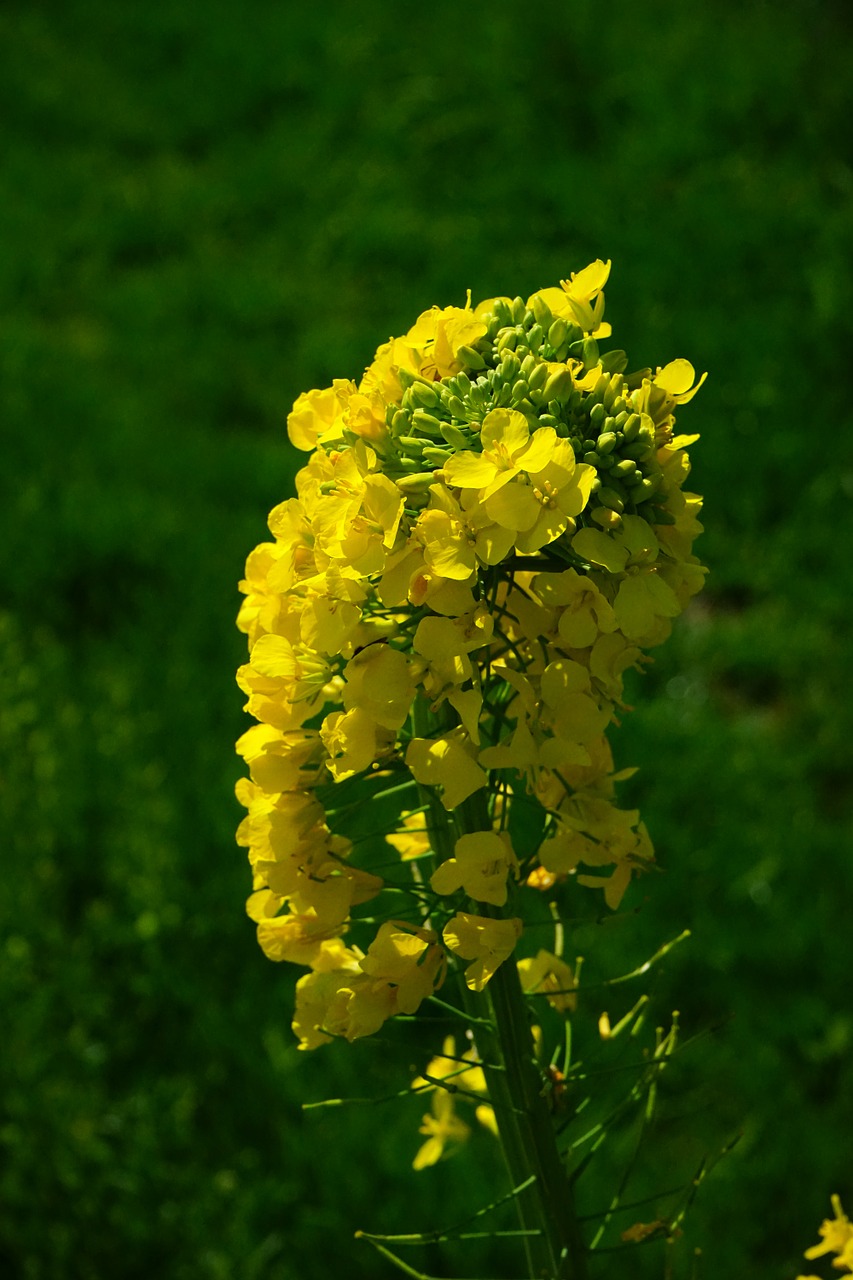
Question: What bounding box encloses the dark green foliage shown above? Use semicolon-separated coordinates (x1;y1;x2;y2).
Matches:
1;0;851;1276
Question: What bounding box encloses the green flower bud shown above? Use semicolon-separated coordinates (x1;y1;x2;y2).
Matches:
439;424;470;450
527;323;544;351
511;297;526;325
528;362;549;392
512;379;530;401
412;409;444;435
600;348;628;374
519;354;538;380
454;373;472;395
543;368;574;404
497;327;519;353
396;470;439;491
622;413;641;441
537;413;560;427
598;487;625;514
499;352;521;382
445;395;468;420
392;409;412;434
457;345;486;371
410;381;439;410
582;337;600;368
587;377;609;409
531;295;553;328
612;458;639;480
495;383;513;407
548;318;568;350
596;431;618;455
603;374;624;410
635;476;660;501
623;441;655;462
397;435;426;453
583;451;601;466
591;506;623;531
423;446;452;465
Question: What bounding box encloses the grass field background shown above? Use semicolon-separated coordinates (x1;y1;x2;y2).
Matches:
1;1;851;1277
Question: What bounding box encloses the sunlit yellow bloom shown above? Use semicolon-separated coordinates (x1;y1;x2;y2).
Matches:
287;380;356;452
404;303;488;380
654;358;707;405
533;569;618;649
320;706;390;781
342;643;415;730
417;485;514;579
406;729;488;810
385;810;431;861
444;409;557;500
484;440;595;553
431;830;519;907
359;922;447;1013
236;723;324;793
443;912;523;990
518;950;577;1014
255;908;345;966
413;1091;471;1169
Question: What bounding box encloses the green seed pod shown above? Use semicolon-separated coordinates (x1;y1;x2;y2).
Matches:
596;431;618;455
598;486;625;513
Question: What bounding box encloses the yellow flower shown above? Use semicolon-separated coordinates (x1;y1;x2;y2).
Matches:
442;912;522;990
431;830;519;907
533;569;618;649
406;729;488;811
413;1091;471;1170
518;950;577;1014
411;1034;488;1097
341;643;415;731
444;408;557;500
483;440;596;553
286;380;356;452
404;303;488;380
385;810;431;861
359;922;447;1014
803;1195;853;1262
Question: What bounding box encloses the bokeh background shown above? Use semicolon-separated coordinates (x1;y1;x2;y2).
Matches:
2;1;852;1277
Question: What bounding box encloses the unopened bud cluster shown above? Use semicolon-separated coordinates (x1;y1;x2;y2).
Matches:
235;261;707;1053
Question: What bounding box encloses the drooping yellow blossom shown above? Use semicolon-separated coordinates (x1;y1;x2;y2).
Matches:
443;913;523;991
412;1091;471;1170
517;950;577;1014
431;830;519;907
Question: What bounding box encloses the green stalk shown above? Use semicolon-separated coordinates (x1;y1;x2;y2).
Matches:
411;696;587;1280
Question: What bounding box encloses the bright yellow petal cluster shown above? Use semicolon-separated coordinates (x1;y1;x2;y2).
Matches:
235;262;706;1047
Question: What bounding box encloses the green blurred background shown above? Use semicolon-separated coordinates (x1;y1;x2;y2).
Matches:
2;1;851;1276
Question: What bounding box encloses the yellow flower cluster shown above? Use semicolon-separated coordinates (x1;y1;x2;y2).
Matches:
235;261;706;1050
